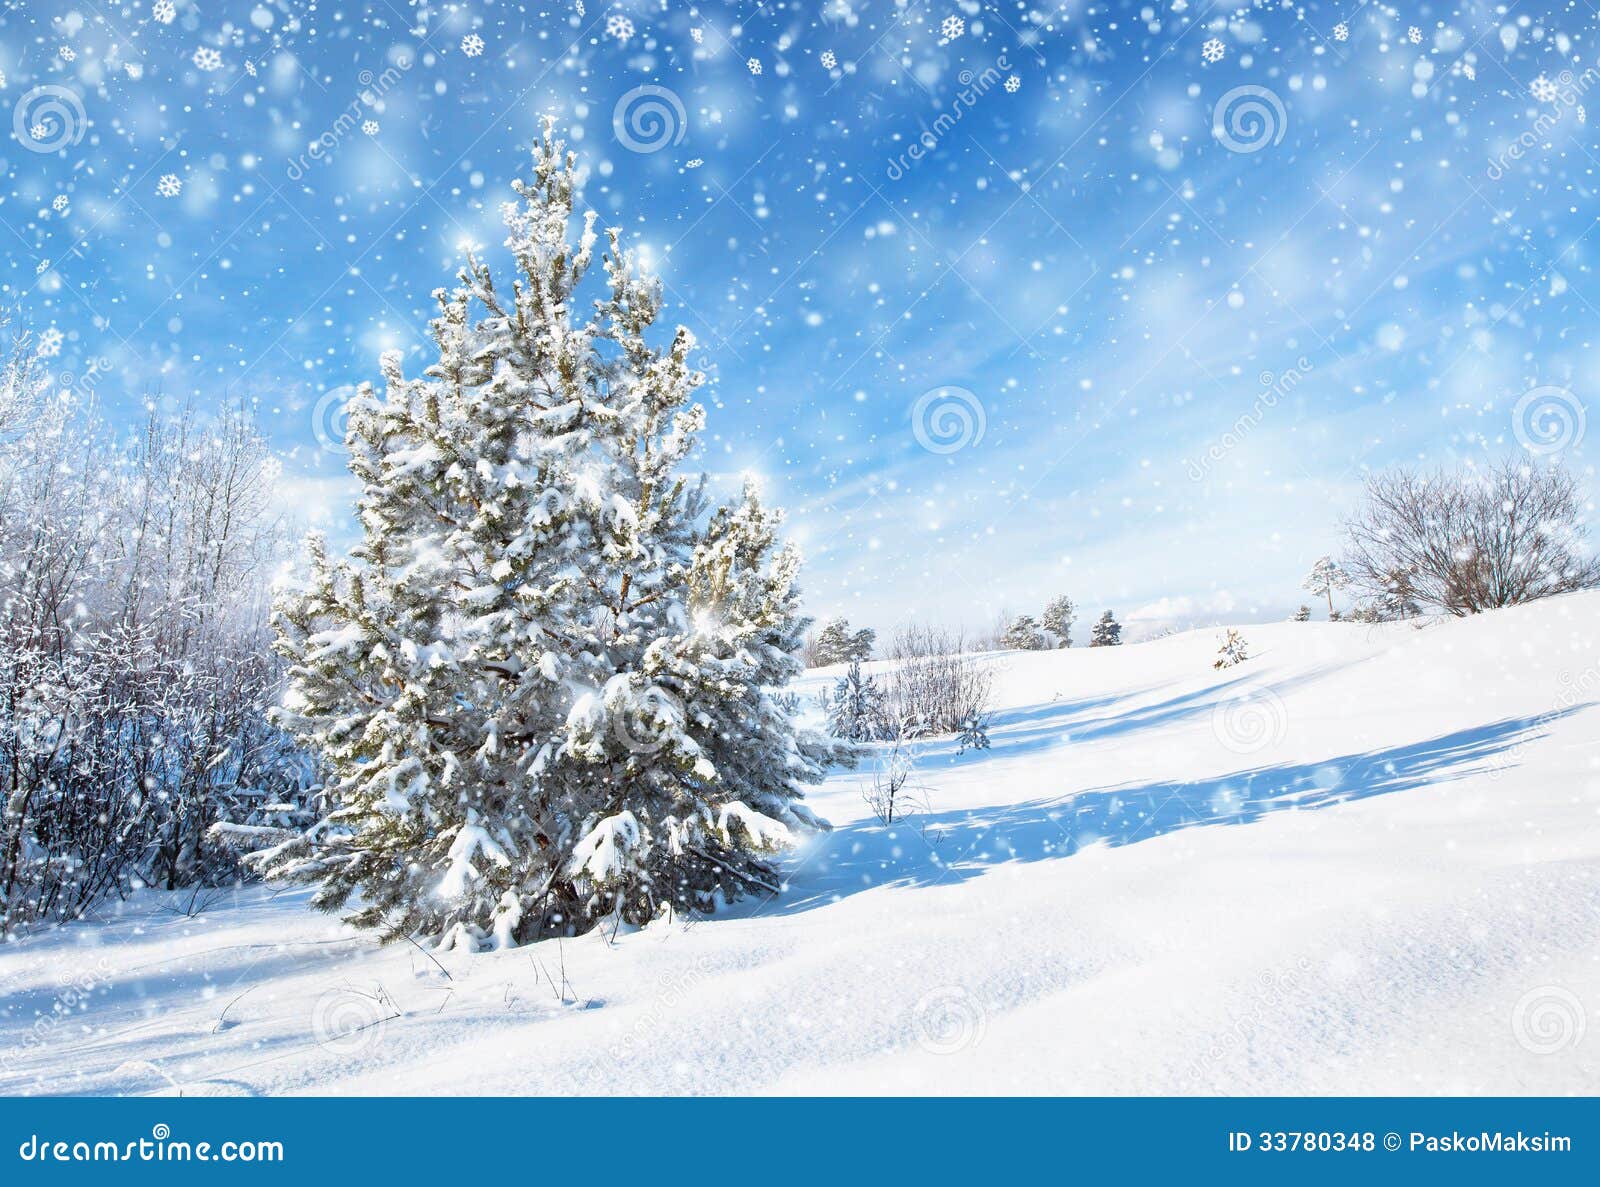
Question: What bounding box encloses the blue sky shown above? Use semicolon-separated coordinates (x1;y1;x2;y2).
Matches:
2;0;1595;638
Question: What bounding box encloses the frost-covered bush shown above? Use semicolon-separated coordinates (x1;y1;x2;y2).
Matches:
266;123;846;950
884;624;993;735
0;337;300;936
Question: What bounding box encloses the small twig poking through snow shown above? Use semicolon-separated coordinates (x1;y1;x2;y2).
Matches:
212;987;254;1033
392;920;453;980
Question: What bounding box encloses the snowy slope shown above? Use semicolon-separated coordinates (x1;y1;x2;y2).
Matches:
4;594;1598;1096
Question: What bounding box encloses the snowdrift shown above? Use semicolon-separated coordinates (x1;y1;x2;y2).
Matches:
3;593;1597;1095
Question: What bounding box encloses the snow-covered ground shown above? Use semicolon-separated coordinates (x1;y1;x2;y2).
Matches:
4;594;1599;1096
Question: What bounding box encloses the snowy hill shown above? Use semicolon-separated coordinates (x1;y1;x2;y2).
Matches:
4;593;1599;1096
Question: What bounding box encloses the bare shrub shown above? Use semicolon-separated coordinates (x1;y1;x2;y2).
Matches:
884;624;994;736
861;723;926;824
1343;461;1600;616
0;350;305;936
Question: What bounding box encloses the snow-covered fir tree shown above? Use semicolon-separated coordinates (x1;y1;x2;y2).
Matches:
1089;610;1122;647
827;660;890;742
1292;605;1311;622
1001;613;1048;650
1041;595;1075;647
1213;628;1249;669
265;122;846;950
1302;555;1350;619
811;616;875;666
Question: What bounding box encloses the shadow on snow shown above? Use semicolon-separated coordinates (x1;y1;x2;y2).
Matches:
767;705;1590;917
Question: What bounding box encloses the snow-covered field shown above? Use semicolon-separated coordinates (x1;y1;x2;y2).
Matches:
4;594;1598;1096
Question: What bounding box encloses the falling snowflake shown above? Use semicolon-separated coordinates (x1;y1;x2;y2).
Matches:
30;124;50;141
460;33;485;57
362;120;379;135
38;328;63;357
1580;105;1588;124
51;195;68;211
1004;74;1021;93
575;0;584;14
125;63;143;79
244;60;257;77
690;27;703;45
941;15;965;40
157;174;182;198
192;47;223;71
820;50;837;69
1332;22;1348;41
605;14;634;41
747;57;762;75
1201;38;1225;64
0;68;6;87
685;158;703;169
153;0;175;23
1531;75;1559;103
1463;62;1476;80
1407;26;1421;44
59;46;76;62
35;260;49;275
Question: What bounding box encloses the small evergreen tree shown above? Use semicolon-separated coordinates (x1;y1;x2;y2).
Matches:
1040;595;1075;648
1212;628;1249;669
1000;613;1048;650
1302;555;1350;618
827;661;890;743
1292;605;1311;622
812;616;875;665
268;122;845;950
1089;610;1122;647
